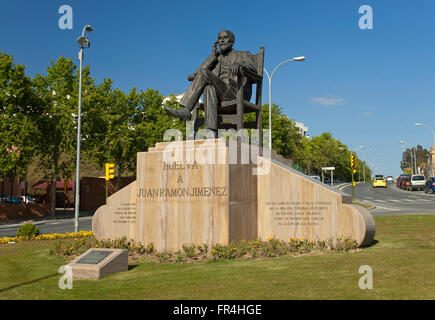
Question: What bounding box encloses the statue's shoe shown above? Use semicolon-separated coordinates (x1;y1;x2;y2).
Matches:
165;106;191;121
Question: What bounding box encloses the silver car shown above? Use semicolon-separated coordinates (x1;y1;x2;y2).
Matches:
406;175;426;191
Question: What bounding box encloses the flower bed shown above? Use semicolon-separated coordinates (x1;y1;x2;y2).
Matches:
0;230;93;244
49;236;359;264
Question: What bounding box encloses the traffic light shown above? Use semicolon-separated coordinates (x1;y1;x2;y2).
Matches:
64;180;68;194
105;163;115;180
351;155;357;169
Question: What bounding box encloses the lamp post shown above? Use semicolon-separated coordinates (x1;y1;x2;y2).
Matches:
263;56;306;149
360;147;373;183
414;122;435;177
399;140;416;174
74;25;93;233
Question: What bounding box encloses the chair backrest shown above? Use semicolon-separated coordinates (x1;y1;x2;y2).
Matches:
253;47;265;79
253;47;264;106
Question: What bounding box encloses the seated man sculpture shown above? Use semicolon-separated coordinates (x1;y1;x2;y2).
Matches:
165;30;257;136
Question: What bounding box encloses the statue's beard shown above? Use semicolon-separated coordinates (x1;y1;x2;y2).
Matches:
219;43;232;52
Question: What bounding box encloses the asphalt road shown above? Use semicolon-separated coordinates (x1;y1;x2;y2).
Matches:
0;216;93;238
341;182;435;216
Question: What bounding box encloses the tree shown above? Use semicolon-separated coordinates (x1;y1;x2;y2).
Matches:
0;52;37;198
400;145;430;175
83;86;185;191
403;167;413;175
32;56;94;214
246;103;305;164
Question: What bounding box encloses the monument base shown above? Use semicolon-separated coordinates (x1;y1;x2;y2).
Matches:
93;139;375;251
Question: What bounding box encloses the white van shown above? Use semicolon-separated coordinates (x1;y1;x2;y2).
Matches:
406;175;426;191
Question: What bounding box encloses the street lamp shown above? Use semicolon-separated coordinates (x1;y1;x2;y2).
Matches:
74;24;93;233
264;56;306;149
359;147;373;183
414;122;435;176
399;140;416;174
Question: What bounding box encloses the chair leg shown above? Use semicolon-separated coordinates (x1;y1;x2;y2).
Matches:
236;102;243;132
256;110;263;149
192;103;199;139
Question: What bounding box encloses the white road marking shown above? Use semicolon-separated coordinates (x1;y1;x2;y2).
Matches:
375;206;401;211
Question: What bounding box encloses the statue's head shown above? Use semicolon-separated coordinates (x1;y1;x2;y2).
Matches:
217;30;235;53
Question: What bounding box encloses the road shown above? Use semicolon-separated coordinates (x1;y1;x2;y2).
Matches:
0;216;93;238
341;182;435;216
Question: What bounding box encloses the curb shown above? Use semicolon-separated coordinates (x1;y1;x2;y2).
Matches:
0;221;46;229
337;183;351;191
0;216;93;230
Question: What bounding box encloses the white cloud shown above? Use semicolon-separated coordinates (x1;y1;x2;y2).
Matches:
310;96;344;106
363;111;373;116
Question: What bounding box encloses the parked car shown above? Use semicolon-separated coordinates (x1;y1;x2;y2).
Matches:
372;176;387;188
402;176;410;190
405;175;426;191
398;174;411;189
424;177;435;194
310;175;321;181
0;194;23;204
386;176;394;183
396;176;402;188
20;196;36;204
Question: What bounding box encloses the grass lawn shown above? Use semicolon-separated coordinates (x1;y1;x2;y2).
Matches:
0;214;434;300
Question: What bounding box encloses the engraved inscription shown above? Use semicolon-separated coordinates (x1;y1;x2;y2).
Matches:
137;187;228;198
266;201;330;226
113;203;136;224
76;250;112;265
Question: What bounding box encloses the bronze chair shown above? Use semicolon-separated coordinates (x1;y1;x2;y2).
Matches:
191;47;264;144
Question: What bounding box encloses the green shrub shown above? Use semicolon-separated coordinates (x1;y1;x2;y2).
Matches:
16;223;41;239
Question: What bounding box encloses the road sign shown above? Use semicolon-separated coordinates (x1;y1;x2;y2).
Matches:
322;167;335;171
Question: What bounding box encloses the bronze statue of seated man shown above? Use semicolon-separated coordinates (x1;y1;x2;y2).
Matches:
165;30;257;134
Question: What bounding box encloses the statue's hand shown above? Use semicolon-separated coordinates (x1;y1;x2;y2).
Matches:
230;63;241;76
187;74;196;81
212;41;220;57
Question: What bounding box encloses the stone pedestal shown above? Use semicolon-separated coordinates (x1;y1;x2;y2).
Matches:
92;139;375;251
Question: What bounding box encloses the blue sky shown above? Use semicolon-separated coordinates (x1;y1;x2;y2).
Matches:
2;0;435;178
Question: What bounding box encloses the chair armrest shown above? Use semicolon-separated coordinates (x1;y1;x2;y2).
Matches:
240;65;262;82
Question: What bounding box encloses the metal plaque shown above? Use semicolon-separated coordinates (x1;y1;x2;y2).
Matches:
76;250;113;265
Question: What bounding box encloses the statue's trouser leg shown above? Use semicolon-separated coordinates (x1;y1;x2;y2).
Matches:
180;69;229;111
203;85;219;130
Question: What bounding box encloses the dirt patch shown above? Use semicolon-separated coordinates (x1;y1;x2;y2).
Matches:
0;203;51;221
